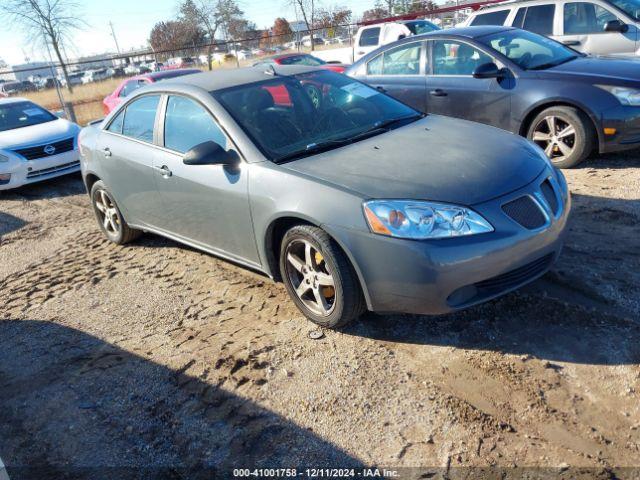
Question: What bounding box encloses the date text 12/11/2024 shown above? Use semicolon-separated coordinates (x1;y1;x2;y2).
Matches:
232;468;399;478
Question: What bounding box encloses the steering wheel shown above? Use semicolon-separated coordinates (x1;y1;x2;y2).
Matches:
311;107;357;135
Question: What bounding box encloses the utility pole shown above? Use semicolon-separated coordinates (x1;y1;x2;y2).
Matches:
109;21;122;54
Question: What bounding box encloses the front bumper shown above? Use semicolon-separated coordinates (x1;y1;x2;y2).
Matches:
0;149;80;191
326;168;570;315
599;105;640;153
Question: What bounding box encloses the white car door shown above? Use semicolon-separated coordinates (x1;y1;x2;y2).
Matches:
354;26;383;61
556;1;638;55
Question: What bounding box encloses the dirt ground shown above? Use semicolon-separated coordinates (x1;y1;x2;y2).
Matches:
0;151;639;479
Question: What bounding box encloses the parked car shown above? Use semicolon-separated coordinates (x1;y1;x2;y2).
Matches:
61;71;84;87
79;66;569;328
82;69;109;84
301;35;326;47
102;69;201;114
0;81;36;96
464;0;640;56
0;98;80;190
347;25;640;167
253;53;350;73
164;57;197;69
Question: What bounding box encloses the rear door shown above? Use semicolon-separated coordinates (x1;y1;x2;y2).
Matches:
557;1;637;54
354;26;382;61
97;94;165;224
360;41;427;112
152;94;260;264
425;39;513;130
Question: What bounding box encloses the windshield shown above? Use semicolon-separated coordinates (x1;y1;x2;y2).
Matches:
278;55;325;66
214;70;420;162
609;0;640;19
477;29;578;70
0;101;57;132
404;20;440;34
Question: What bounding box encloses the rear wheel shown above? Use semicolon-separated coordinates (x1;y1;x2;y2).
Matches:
279;225;365;329
527;106;595;168
90;180;141;244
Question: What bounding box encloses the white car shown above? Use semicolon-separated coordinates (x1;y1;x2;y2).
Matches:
0;98;80;191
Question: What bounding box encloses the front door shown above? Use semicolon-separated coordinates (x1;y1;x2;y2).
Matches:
152;95;260;266
556;1;637;55
425;39;513;131
359;41;427;112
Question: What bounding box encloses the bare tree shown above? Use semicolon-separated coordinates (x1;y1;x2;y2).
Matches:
1;0;83;93
179;0;223;70
290;0;317;50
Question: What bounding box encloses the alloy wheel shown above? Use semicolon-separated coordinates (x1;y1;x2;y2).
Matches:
285;239;336;316
532;115;576;163
94;189;121;235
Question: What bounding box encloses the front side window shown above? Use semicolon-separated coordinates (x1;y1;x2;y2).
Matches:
470;10;510;25
608;0;640;19
479;29;578;70
164;96;227;153
121;95;160;143
214;70;420;162
431;41;493;75
522;4;556;35
564;2;618;33
359;27;381;46
403;20;439;34
0;100;56;132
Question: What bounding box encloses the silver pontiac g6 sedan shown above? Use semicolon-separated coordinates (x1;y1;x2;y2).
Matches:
79;66;570;328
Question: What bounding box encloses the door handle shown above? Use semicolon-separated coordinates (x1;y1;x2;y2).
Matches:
430;89;448;97
357;51;366;55
154;165;172;178
375;86;387;93
102;147;112;158
562;40;581;46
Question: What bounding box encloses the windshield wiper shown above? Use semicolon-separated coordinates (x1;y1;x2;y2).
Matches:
528;55;578;70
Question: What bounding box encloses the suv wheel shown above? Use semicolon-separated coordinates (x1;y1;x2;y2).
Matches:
279;225;365;329
90;180;141;245
527;106;595;168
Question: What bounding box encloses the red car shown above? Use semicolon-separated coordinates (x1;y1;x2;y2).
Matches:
253;53;349;73
102;69;201;114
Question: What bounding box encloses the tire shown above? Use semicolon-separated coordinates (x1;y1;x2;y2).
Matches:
90;180;141;245
279;225;366;329
526;106;595;169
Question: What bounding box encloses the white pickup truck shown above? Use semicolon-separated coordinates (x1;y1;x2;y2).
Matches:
314;19;440;64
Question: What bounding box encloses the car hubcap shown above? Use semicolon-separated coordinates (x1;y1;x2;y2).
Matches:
285;239;336;316
94;189;121;235
532;116;576;162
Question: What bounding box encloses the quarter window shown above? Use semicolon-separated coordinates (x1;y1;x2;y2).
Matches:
119;80;145;98
164;96;227;153
522;4;556;35
121;95;160;143
359;27;381;47
564;2;618;33
470;10;510;25
107;110;125;134
431;41;493;76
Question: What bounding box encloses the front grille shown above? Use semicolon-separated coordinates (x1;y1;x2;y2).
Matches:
502;196;546;230
540;179;559;215
26;160;80;179
474;253;554;293
14;137;75;160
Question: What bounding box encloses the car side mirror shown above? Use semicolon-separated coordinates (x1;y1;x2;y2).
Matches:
604;19;628;32
183;141;240;166
472;62;502;79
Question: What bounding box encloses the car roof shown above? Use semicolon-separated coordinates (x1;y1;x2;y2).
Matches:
413;25;514;39
476;0;541;11
0;96;31;104
142;65;320;92
134;69;201;81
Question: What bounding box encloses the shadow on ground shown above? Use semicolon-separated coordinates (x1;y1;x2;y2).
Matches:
0;212;27;238
0;320;361;480
0;173;84;200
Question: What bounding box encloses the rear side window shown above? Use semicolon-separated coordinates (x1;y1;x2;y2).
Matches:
359;27;381;46
470;10;510;26
121;95;160;143
513;7;527;27
564;2;618;33
163;96;227;153
522;4;556;35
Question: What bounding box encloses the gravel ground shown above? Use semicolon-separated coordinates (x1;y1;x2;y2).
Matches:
0;152;639;479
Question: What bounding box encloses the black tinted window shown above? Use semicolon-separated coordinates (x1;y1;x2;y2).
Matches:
164;96;227;153
564;2;618;33
522;4;556;35
359;27;381;46
513;7;527;27
122;95;159;143
471;10;510;25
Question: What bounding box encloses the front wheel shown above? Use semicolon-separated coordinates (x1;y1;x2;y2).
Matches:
527;106;595;168
279;225;365;329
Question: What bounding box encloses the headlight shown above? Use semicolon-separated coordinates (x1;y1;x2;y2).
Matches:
363;200;494;239
596;85;640;106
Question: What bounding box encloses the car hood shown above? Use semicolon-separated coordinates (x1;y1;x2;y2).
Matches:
0;118;79;149
282;116;547;206
543;56;640;83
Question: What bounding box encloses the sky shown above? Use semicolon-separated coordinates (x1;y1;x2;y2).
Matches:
0;0;378;66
